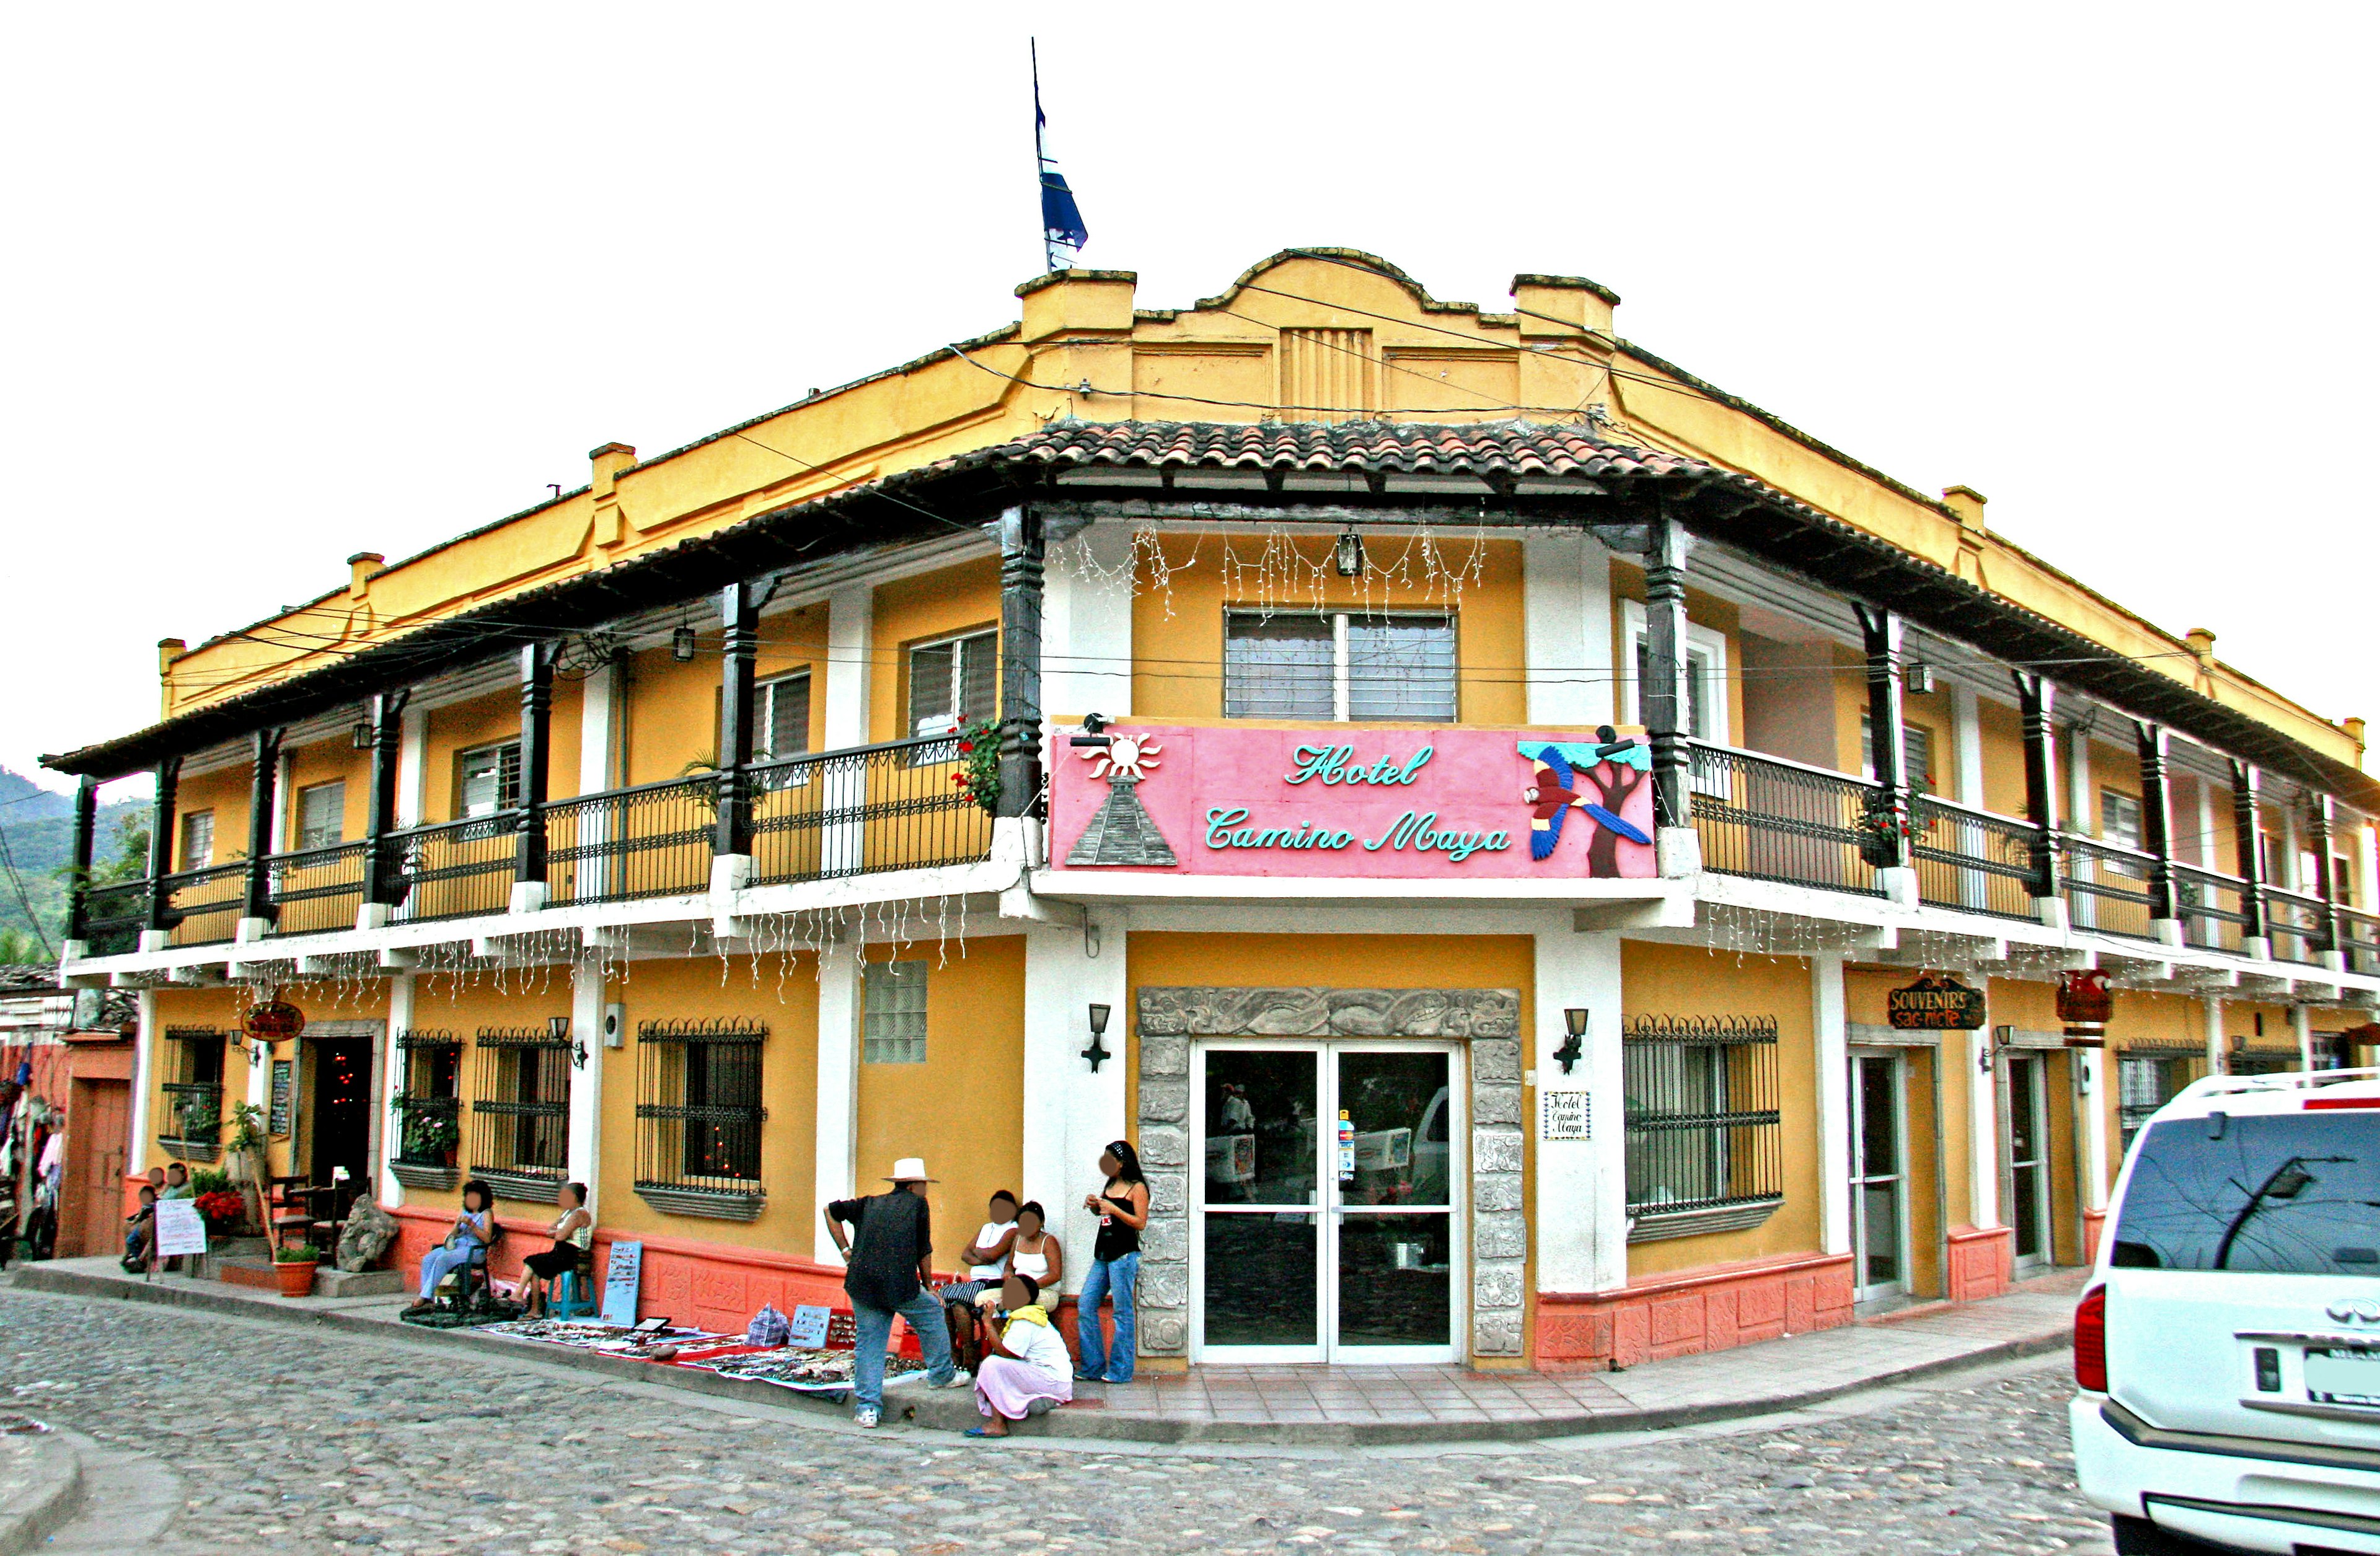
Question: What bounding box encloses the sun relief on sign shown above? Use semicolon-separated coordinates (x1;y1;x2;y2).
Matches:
1051;725;1657;879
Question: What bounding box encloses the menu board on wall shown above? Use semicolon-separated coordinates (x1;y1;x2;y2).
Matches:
268;1060;295;1138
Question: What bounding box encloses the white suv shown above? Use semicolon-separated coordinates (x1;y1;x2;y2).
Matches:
2073;1066;2380;1554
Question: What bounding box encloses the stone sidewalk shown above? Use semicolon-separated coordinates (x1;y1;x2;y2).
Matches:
10;1258;2082;1446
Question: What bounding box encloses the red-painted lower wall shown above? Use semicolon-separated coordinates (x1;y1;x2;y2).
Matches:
1946;1225;2013;1302
1535;1251;1858;1371
2081;1208;2106;1264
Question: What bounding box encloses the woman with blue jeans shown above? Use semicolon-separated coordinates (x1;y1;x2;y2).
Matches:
1075;1140;1149;1384
405;1180;495;1312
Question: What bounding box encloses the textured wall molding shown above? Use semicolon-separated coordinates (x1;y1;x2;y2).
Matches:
1135;986;1519;1039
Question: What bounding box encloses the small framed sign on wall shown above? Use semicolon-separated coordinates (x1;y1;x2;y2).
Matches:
268;1059;295;1138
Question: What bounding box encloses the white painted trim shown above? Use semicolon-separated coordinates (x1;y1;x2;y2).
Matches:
1618;599;1730;744
1967;1026;1999;1229
1021;916;1129;1296
813;942;862;1264
568;953;604;1215
129;990;157;1176
1534;921;1624;1291
2076;1047;2109;1211
1043;521;1135;724
396;701;430;829
379;972;413;1210
1812;951;1851;1257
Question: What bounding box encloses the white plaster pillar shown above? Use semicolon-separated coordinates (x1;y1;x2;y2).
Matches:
396;700;430;829
2359;819;2379;922
1967;1024;1999;1229
379;972;415;1209
2295;1004;2316;1073
2195;774;2219;871
813;941;863;1264
1043;521;1134;724
1021;915;1130;1294
269;749;293;855
821;585;873;877
2205;995;2228;1077
129;990;158;1177
1533;923;1626;1291
2078;1048;2109;1211
567;954;606;1210
1954;683;1987;910
1812;951;1851;1257
2067;727;2096;929
1522;530;1615;729
574;662;622;898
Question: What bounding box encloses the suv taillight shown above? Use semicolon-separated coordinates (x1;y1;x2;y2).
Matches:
2075;1283;2108;1392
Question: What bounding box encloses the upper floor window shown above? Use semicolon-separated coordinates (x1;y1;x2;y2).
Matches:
1859;714;1937;795
909;630;997;739
178;811;215;871
863;959;928;1064
758;671;812;762
296;781;345;851
456;741;522;819
2100;789;2144;852
1222;611;1457;723
1620;602;1728;744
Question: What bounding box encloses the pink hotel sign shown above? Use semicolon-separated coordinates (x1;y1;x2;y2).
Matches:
1048;724;1657;879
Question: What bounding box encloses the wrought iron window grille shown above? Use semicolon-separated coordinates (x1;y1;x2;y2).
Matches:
633;1018;767;1220
467;1024;571;1202
391;1028;464;1175
1621;1013;1784;1237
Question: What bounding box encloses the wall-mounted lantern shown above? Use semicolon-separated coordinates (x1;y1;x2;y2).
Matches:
552;1013;588;1070
1555;1007;1588;1075
671;625;698;662
1082;1003;1113;1073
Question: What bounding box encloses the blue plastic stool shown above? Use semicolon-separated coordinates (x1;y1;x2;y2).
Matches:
550;1264;599;1319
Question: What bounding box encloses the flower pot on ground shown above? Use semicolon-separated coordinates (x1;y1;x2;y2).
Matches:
272;1243;320;1298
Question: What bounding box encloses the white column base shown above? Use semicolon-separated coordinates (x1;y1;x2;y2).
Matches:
1812;951;1851;1257
2153;919;2185;947
2242;936;2272;960
509;881;550;915
567;954;606;1210
138;929;170;953
234;918;272;944
813;942;862;1265
1874;867;1919;908
1655;826;1701;879
2034;897;2069;931
356;902;392;931
2321;950;2348;974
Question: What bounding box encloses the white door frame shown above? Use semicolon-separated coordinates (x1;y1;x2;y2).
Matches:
1189;1038;1466;1366
2003;1051;2053;1273
1847;1046;1910;1303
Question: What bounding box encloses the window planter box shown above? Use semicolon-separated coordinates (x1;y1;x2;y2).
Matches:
387;1161;460;1192
158;1137;221;1164
633;1184;764;1222
475;1169;565;1205
1627;1196;1785;1244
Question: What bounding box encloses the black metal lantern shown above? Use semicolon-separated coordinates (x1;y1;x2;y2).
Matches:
671;625;698;662
1082;1003;1113;1072
1555;1007;1588;1075
350;716;374;750
1334;524;1365;578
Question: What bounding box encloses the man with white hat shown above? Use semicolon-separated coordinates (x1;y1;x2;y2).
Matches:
825;1157;961;1426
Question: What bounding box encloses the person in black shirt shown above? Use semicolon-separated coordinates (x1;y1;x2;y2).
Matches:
824;1156;961;1426
1075;1139;1150;1384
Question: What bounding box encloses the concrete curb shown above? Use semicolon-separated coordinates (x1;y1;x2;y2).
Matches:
7;1265;2070;1448
0;1428;82;1556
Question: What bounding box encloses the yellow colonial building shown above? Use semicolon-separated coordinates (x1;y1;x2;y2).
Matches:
50;249;2380;1369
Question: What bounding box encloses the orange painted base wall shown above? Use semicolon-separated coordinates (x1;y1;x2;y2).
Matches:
1947;1226;2013;1302
1536;1251;1857;1371
2081;1209;2107;1264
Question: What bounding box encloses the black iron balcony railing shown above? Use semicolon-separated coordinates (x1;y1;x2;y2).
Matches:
749;734;993;887
2340;907;2380;977
1911;796;2040;921
544;775;715;906
2172;863;2251;954
154;863;248;947
2262;884;2330;967
2061;837;2159;941
267;840;371;936
82;879;149;956
389;815;518;923
1686;742;1880;897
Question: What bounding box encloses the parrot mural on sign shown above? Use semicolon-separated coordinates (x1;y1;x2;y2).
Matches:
1521;726;1654;877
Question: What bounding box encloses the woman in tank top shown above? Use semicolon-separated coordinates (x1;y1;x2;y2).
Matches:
1007;1199;1063;1291
1074;1141;1148;1384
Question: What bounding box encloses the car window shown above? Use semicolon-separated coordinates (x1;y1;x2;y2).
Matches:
2111;1112;2380;1275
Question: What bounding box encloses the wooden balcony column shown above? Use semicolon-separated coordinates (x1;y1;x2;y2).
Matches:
2013;671;2063;921
1853;602;1913;899
995;504;1045;824
360;688;413;927
61;775;98;955
2135;720;2182;943
712;581;760;871
2232;759;2271;957
142;755;182;949
512;642;558;911
1641;513;1698;875
239;727;283;939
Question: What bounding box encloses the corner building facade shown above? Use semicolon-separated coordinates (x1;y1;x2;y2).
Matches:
53;251;2380;1372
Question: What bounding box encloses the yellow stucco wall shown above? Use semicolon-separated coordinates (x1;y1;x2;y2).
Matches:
172;765;252;870
853;935;1026;1270
870;558;1002;747
1620;943;1820;1276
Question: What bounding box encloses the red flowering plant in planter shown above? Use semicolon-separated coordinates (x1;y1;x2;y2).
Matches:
948;719;1002;816
193;1190;247;1235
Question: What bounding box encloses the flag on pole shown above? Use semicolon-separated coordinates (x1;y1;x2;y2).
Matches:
1033;40;1088;271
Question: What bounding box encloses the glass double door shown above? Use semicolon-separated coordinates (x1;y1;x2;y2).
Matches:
1194;1042;1462;1364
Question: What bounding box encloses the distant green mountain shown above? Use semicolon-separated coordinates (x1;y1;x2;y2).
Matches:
0;768;146;951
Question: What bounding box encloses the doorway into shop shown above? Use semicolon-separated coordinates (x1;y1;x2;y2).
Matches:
306;1039;372;1209
60;1078;128;1259
1191;1040;1464;1365
1848;1048;1908;1303
2003;1052;2053;1273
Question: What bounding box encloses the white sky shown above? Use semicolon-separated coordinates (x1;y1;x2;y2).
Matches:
3;4;2371;793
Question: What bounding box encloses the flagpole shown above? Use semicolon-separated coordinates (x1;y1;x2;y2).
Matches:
1032;39;1056;273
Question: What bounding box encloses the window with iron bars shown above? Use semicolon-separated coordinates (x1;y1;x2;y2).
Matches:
1622;1014;1784;1225
467;1025;572;1201
635;1019;766;1215
391;1030;462;1167
159;1027;226;1151
2118;1048;2207;1151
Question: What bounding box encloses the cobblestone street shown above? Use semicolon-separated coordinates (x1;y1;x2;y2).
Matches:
0;1287;2109;1554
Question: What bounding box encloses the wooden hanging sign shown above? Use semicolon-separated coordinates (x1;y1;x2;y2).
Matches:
243;997;306;1043
1887;970;1987;1031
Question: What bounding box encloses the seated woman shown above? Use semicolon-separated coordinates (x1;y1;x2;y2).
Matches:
1004;1199;1062;1302
405;1180;495;1313
518;1181;593;1317
964;1272;1073;1437
937;1190;1020;1308
120;1184;157;1272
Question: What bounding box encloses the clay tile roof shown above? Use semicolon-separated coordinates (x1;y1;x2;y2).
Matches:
986;419;1726;486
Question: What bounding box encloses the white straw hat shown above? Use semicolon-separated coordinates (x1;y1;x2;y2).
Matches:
885;1157;936;1183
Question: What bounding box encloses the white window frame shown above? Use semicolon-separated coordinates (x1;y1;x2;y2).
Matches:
907;628;997;741
755;670;813;789
1619;600;1729;746
1859;712;1937;796
179;810;215;871
1223;609;1458;723
455;739;522;821
295;781;345;851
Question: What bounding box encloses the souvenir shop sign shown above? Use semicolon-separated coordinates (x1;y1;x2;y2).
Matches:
1049;725;1657;879
1887;971;1987;1031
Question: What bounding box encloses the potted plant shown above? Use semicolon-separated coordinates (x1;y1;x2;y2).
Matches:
273;1242;321;1298
175;1092;221;1144
400;1105;459;1166
193;1189;247;1238
950;719;1002;815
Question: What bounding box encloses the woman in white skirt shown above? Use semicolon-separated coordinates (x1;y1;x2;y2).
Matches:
965;1272;1073;1437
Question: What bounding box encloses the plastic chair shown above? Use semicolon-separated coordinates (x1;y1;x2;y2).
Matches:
550;1259;599;1319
